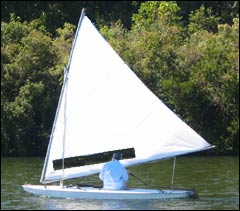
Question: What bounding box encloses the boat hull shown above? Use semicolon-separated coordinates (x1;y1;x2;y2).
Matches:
22;184;196;199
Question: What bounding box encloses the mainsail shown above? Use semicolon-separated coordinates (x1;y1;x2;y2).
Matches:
40;10;213;184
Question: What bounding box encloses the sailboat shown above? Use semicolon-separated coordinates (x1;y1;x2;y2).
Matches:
22;9;214;200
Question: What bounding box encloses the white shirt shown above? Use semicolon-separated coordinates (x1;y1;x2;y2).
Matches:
99;159;128;190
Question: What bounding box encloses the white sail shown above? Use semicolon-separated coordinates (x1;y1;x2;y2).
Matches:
40;12;213;183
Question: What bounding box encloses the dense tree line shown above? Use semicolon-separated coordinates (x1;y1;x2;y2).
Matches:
1;1;238;32
1;1;239;156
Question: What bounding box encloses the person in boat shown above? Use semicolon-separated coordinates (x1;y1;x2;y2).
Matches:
99;152;128;190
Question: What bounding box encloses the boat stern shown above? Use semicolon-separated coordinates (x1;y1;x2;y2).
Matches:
188;189;199;199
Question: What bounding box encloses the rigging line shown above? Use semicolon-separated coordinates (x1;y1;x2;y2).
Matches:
129;173;147;186
171;157;176;186
129;173;164;193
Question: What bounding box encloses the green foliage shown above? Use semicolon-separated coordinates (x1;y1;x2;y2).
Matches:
1;1;239;155
132;1;181;31
1;15;75;156
165;17;239;153
188;5;221;33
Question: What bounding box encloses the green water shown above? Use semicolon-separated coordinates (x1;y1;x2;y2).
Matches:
1;156;239;210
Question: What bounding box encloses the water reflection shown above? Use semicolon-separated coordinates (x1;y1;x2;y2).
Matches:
23;197;199;210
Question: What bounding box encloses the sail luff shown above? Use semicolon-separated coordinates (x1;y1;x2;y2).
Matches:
40;70;68;183
66;8;85;71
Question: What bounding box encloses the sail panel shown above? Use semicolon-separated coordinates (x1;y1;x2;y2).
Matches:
41;15;213;183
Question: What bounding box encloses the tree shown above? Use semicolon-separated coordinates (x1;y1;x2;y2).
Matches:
1;14;75;155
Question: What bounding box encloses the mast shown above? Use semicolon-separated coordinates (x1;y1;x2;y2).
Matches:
60;68;68;187
40;8;86;184
60;8;86;186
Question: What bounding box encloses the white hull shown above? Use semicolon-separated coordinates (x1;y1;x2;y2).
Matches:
22;184;197;199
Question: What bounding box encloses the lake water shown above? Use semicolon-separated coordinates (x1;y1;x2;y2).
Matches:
1;156;239;210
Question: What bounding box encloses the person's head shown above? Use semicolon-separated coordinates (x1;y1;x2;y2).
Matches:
112;152;122;160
